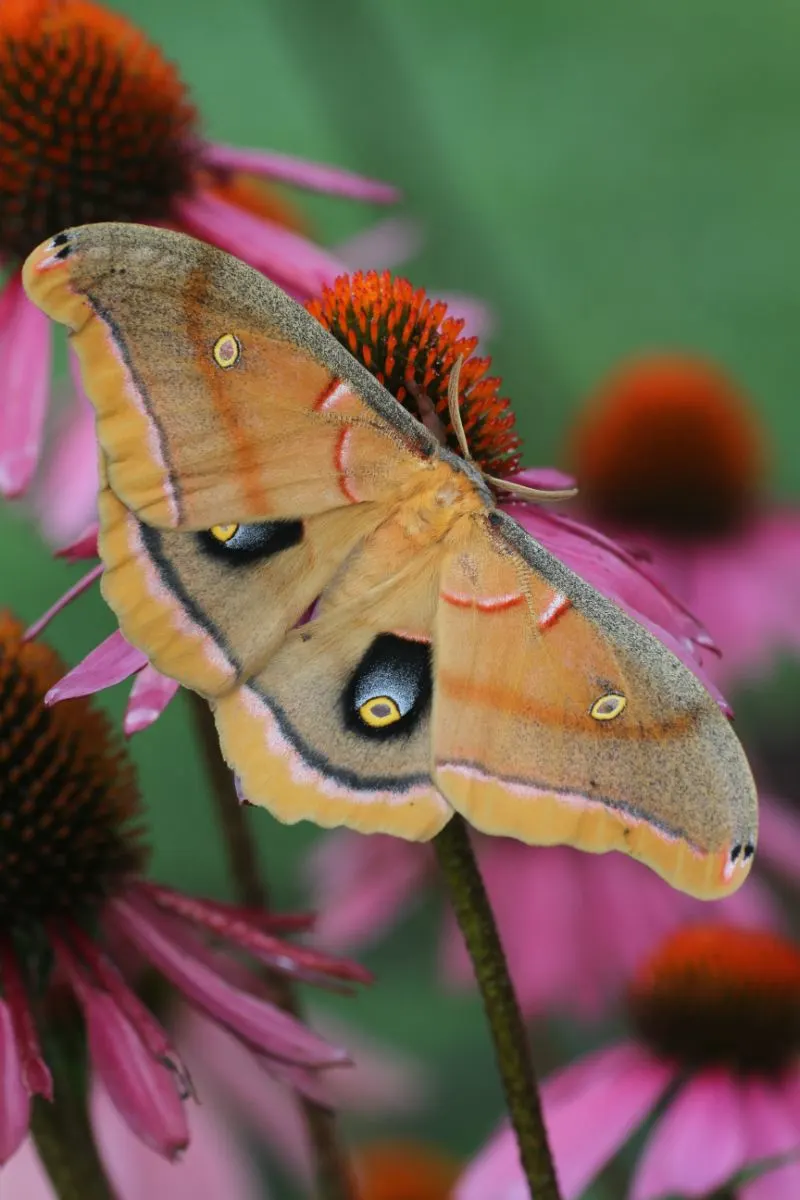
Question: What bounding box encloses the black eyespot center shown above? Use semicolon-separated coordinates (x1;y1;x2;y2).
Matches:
730;844;742;862
343;634;432;741
197;519;303;566
51;232;70;247
743;843;755;861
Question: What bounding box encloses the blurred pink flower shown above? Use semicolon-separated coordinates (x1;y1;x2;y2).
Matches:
567;354;800;688
309;829;779;1020
0;0;397;505
0;613;368;1167
457;926;800;1200
1;1007;428;1199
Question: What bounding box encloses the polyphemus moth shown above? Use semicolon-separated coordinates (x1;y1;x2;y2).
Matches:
23;223;757;899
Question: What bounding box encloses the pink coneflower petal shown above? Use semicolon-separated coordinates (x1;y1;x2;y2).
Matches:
91;1077;264;1200
84;987;188;1159
175;192;344;297
0;942;52;1101
36;358;99;546
201;142;400;204
45;632;148;704
0;1000;31;1166
124;667;180;736
110;899;349;1071
752;795;800;883
55;521;99;561
307;832;428;950
0;276;51;498
337;216;424;272
457;1043;674;1200
737;1075;800;1199
509;467;578;493
545;1042;676;1199
25;564;103;642
632;1070;749;1199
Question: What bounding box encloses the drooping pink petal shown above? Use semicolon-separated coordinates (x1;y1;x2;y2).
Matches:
0;941;52;1101
456;1042;674;1200
53;932;188;1159
84;987;189;1159
307;831;429;950
336;216;424;272
110;899;350;1070
437;293;494;340
632;1070;749;1199
176;1004;428;1187
25;564;103;641
91;1077;265;1200
139;884;372;984
36;356;99;546
176;192;345;297
507;467;579;494
0;274;52;498
0;1000;31;1165
201;141;400;203
45;632;148;704
55;521;99;561
124;667;180;736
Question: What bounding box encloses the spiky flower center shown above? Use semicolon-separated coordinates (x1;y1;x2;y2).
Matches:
0;613;145;928
307;271;521;477
629;926;800;1076
0;0;198;259
569;355;765;539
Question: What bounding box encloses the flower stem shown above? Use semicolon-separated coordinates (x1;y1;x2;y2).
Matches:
30;1039;114;1200
433;816;562;1200
189;694;356;1200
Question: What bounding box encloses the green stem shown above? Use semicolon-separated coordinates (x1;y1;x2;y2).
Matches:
189;694;356;1200
433;816;562;1200
30;1041;115;1200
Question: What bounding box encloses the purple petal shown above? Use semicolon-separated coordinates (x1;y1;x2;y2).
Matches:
45;631;148;704
632;1070;749;1198
437;293;494;340
0;1001;30;1165
111;899;350;1069
36;356;99;546
0;274;52;497
125;667;180;736
201;141;400;203
83;987;188;1159
336;216;424;271
56;522;100;561
176;191;345;297
91;1075;264;1200
25;564;103;642
508;467;578;493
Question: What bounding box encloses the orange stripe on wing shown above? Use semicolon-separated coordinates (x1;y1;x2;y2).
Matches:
334;428;361;503
538;592;572;630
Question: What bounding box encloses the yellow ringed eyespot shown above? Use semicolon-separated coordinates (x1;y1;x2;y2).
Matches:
590;693;627;721
213;333;241;369
209;524;239;543
359;696;402;728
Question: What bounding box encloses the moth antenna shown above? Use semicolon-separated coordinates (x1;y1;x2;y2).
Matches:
484;474;579;503
447;356;473;461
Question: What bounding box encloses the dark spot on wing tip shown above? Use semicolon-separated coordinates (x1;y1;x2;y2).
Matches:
488;511;503;527
54;244;72;261
743;842;755;861
730;843;742;862
50;232;70;247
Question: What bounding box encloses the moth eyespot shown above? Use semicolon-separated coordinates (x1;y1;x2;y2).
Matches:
358;696;402;728
590;693;627;721
213;333;241;369
209;523;239;542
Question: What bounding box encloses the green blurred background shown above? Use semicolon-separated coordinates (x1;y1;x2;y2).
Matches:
3;1;800;1194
